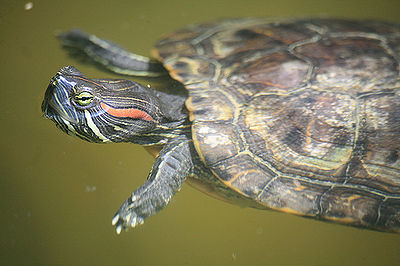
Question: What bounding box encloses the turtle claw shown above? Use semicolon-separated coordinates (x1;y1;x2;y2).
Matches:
112;211;142;234
112;212;145;234
111;213;120;226
112;195;146;234
112;213;124;235
115;224;123;235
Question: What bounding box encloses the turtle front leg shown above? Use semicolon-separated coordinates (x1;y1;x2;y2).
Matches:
112;137;194;234
58;29;167;77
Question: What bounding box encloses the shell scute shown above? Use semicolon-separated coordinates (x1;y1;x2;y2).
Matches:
211;153;277;198
193;121;240;166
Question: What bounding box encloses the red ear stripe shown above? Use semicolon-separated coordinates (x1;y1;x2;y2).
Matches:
100;102;155;122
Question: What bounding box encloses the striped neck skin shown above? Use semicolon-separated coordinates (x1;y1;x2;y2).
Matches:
42;66;190;145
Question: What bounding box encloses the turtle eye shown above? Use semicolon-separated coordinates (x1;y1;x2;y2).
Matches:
74;91;94;107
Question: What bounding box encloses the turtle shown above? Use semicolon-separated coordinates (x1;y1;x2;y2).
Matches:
41;18;400;234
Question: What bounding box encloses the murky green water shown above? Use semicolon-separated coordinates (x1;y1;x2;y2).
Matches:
1;0;399;265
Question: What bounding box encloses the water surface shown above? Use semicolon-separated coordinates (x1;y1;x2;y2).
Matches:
1;0;399;265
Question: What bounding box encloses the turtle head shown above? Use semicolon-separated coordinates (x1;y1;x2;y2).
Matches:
42;66;187;144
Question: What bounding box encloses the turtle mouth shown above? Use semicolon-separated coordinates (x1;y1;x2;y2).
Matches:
42;91;72;135
42;95;58;121
41;80;56;118
42;95;64;121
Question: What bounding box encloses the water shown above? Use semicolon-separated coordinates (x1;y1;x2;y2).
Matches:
1;0;399;265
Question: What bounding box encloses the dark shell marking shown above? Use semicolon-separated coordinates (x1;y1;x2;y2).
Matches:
155;18;400;232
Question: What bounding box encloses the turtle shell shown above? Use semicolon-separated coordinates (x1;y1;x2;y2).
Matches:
154;18;400;232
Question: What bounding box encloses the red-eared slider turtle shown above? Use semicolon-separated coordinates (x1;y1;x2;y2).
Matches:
42;18;400;234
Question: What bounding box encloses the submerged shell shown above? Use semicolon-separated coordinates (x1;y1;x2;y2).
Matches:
154;18;400;232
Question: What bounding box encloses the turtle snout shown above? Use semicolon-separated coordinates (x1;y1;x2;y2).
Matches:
41;75;79;124
42;79;57;118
